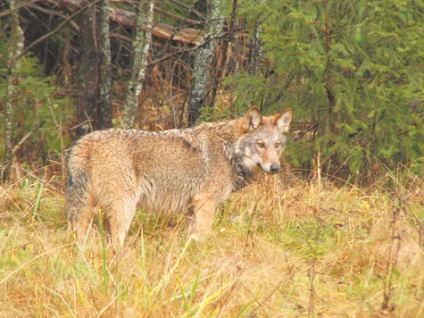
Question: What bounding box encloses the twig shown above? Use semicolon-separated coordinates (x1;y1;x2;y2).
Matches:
308;260;316;318
168;0;205;20
0;0;40;19
151;26;242;66
242;202;258;258
26;3;80;31
381;208;402;314
13;121;46;155
13;0;103;63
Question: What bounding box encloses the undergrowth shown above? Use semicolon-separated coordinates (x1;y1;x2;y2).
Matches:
0;170;423;317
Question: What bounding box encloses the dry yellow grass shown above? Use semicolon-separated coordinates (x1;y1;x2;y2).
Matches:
1;171;423;317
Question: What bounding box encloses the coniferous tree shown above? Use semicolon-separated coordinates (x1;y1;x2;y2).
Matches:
231;0;424;181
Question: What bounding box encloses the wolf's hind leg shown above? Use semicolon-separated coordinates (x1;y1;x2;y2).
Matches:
103;197;138;247
67;188;95;244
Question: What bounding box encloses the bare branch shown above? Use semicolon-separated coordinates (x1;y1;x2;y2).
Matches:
154;7;201;26
168;0;206;20
13;121;46;155
14;0;103;63
26;3;80;31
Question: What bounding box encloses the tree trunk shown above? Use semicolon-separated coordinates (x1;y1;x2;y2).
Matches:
76;0;112;136
77;3;97;136
324;0;336;136
3;0;24;182
248;22;261;76
188;0;224;126
124;0;154;129
97;0;112;130
210;0;238;109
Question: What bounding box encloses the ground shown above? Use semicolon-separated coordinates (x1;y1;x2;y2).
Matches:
0;172;423;317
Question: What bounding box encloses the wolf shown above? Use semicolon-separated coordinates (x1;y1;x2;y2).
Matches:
66;107;292;246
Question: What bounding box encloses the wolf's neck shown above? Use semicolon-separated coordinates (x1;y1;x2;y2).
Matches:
189;119;256;189
211;120;258;190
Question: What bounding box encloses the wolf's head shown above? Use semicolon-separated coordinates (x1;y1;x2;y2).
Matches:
236;107;292;176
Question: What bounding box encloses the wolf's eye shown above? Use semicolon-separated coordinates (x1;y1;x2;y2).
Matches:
275;142;282;148
256;141;266;149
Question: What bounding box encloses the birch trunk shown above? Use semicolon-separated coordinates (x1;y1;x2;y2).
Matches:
188;0;224;126
3;0;24;181
249;22;261;76
210;0;237;108
124;0;154;129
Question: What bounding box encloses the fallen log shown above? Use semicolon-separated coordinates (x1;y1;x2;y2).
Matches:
41;0;203;45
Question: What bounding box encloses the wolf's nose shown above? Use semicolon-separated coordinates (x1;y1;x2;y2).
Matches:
270;163;280;172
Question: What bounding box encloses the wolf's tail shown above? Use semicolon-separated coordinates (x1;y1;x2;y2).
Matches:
66;140;93;234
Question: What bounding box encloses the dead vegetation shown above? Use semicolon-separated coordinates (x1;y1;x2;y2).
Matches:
0;170;423;317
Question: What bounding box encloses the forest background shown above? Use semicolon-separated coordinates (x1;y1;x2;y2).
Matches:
1;1;424;316
1;0;423;184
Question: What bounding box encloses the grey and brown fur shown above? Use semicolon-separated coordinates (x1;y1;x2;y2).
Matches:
66;107;292;246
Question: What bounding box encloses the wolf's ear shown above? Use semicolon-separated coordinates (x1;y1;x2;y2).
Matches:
241;107;262;132
273;108;292;133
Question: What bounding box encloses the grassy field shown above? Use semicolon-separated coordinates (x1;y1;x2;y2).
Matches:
1;171;423;317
